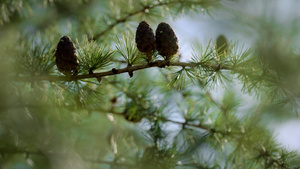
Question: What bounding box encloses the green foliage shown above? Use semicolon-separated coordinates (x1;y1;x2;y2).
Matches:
116;34;143;65
0;0;300;169
168;67;197;90
14;36;55;76
78;38;114;74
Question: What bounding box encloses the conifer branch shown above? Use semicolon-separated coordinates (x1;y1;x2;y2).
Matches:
93;106;218;133
91;0;220;41
162;118;213;131
13;60;230;82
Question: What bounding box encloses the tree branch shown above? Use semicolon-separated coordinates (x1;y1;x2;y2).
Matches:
13;60;230;82
91;0;220;41
91;105;217;133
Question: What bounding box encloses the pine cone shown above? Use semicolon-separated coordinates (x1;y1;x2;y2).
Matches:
155;22;179;60
135;21;156;62
55;35;79;76
216;35;229;60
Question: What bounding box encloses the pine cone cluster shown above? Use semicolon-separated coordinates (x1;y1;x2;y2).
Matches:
135;21;156;62
55;35;79;76
135;21;179;61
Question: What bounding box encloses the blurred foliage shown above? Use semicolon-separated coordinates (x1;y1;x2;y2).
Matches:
0;0;300;169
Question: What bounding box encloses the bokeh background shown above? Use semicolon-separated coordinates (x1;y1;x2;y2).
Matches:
170;0;300;153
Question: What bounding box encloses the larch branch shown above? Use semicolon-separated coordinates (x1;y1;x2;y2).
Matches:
13;60;230;82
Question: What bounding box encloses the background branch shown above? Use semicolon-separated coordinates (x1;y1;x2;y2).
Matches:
91;0;220;41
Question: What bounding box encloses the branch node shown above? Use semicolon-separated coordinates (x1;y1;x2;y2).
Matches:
89;69;94;75
97;76;102;83
127;64;133;78
148;62;155;67
166;60;171;66
112;68;118;74
157;60;166;68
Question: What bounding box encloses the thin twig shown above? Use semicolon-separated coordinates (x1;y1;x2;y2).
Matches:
162;118;213;132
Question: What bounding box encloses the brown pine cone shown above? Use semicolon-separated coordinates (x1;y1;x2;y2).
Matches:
155;22;179;60
135;21;156;62
55;35;79;76
216;35;229;60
